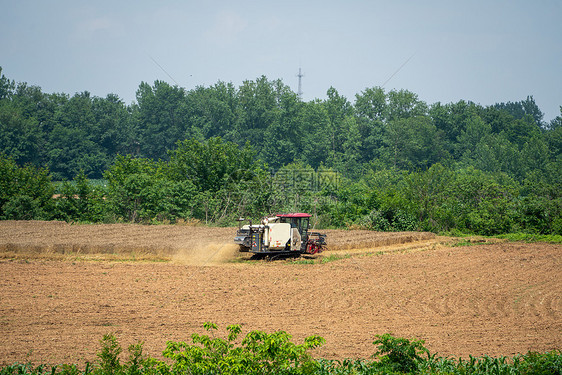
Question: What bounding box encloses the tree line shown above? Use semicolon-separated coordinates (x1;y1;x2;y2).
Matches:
1;67;561;234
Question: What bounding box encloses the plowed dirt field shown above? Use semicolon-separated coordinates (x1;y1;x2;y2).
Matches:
0;221;560;365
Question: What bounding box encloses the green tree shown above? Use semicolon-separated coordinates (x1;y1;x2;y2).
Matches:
44;91;113;179
504;116;542;149
0;102;44;165
545;107;562;157
234;76;279;152
354;86;387;163
386;89;428;121
382;116;446;170
430;100;479;150
494;95;544;127
456;114;492;160
104;155;193;223
402;164;455;231
167;138;268;224
521;136;550;175
298;100;331;169
186;82;238;140
52;171;107;223
0;154;54;220
134;80;191;159
0;67;15;100
469;133;522;178
322;87;353;162
268;161;316;213
92;94;137;157
451;167;518;235
481;105;516;134
372;333;429;373
167;137;261;193
162;323;324;375
261;83;303;169
47;123;108;180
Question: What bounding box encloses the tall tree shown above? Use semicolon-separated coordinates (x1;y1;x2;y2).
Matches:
354;87;386;163
430;100;480;157
0;102;43;165
186;82;238;140
386;89;428;121
382;116;446;170
470;133;522;178
494;95;544;127
322;87;353;163
92;94;136;156
0;67;15;100
47;91;108;179
235;76;279;150
545;107;562;157
262;83;303;169
167;137;261;193
455;115;492;160
297;100;331;169
134;80;190;159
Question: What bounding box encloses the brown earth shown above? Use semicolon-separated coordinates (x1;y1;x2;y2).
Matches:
0;221;560;365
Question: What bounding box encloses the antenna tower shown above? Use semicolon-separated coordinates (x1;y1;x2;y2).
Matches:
297;67;304;98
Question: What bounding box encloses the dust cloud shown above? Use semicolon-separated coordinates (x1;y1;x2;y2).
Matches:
171;241;240;265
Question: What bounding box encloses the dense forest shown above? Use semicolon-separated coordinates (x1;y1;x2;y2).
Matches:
1;66;561;235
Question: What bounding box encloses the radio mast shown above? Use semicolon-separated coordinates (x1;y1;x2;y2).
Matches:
297;67;304;98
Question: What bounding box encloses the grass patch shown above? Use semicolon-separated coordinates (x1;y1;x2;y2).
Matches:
497;233;562;244
450;239;489;247
290;258;315;265
320;253;351;263
441;230;562;245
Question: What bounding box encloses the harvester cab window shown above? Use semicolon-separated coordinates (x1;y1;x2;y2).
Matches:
290;218;299;229
300;218;309;241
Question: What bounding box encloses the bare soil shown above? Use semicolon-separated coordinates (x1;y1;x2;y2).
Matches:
0;221;560;365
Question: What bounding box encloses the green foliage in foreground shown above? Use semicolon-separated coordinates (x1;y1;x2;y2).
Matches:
1;325;560;375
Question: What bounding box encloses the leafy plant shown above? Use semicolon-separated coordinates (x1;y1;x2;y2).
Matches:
518;350;562;375
95;334;122;375
371;333;429;373
162;322;325;375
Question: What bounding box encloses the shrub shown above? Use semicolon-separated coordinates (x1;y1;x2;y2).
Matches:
0;154;54;220
2;195;42;220
371;333;428;373
162;322;325;375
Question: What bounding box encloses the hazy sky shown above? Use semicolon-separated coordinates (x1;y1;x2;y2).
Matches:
1;0;561;121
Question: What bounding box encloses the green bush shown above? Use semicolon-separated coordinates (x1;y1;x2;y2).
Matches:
2;195;42;220
371;333;428;373
162;322;324;375
518;350;562;375
0;154;54;220
51;171;108;223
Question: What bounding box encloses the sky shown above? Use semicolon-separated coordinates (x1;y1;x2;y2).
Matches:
1;0;561;121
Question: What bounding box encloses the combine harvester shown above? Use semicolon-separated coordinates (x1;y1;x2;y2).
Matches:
234;213;327;259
